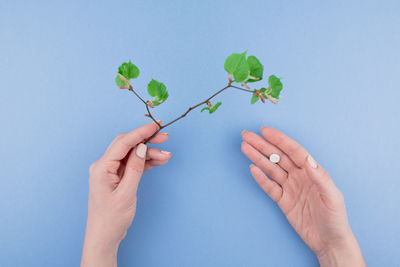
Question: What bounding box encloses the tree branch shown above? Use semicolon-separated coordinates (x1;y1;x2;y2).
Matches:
123;82;258;144
162;84;231;128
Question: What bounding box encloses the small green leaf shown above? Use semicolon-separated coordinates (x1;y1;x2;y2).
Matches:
267;75;283;99
246;56;263;83
115;60;140;88
224;51;249;82
118;60;140;80
201;102;222;114
115;75;129;87
211;102;222;113
147;79;169;106
251;93;259;104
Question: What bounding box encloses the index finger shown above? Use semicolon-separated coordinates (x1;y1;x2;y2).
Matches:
260;127;309;168
102;121;161;161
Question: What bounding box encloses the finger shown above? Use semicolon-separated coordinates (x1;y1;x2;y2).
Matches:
144;159;169;172
241;141;288;186
148;132;169;144
250;164;282;202
261;127;309;168
116;143;147;197
305;155;343;203
242;130;297;172
103;121;161;161
145;148;172;161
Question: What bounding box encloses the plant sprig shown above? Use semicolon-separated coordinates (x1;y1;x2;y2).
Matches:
115;51;283;143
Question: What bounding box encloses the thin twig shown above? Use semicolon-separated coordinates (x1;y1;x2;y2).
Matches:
145;104;162;128
162;85;231;128
128;86;146;104
230;85;254;93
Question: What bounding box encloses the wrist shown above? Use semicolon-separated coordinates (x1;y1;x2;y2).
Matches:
81;217;125;267
81;234;120;267
317;236;365;267
84;214;127;248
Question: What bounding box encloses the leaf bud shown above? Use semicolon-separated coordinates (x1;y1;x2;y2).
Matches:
146;100;155;108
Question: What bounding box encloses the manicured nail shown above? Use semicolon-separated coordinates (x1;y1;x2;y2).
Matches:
307;154;317;169
136;143;147;158
161;132;169;136
161;150;171;155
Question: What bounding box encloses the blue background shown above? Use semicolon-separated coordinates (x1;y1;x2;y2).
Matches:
1;0;399;266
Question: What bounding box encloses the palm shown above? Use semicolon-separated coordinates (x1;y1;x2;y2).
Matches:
279;168;342;253
242;127;350;256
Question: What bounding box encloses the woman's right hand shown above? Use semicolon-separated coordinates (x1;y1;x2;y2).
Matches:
241;127;365;267
81;121;171;267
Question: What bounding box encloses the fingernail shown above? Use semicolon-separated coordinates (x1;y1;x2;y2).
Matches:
307;155;318;169
136;143;147;158
161;132;169;136
157;120;162;124
242;130;247;135
161;150;171;155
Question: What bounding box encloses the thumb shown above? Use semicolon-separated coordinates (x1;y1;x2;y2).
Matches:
117;143;147;198
305;154;342;202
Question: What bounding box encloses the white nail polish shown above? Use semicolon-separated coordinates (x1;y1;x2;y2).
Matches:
307;155;317;169
136;143;147;158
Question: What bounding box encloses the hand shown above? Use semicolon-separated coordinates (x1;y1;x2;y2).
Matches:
81;122;171;267
241;127;365;267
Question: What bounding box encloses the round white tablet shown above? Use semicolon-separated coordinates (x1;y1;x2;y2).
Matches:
269;153;280;163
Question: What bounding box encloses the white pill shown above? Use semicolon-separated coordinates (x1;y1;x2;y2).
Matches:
269;154;280;163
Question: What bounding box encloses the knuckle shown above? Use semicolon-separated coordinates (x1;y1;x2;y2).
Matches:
320;168;329;178
287;143;301;156
126;163;143;174
335;190;345;203
117;133;127;139
88;160;109;182
115;191;138;209
89;161;97;174
119;139;134;152
241;142;247;152
257;154;265;164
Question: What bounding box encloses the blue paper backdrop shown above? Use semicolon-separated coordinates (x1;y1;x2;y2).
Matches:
1;0;399;266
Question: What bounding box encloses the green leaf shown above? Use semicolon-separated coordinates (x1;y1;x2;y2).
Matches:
267;75;283;99
115;75;129;87
147;79;168;99
211;102;222;113
147;79;169;106
201;102;222;114
224;51;249;82
117;60;140;80
246;56;263;83
224;53;243;73
251;93;259;104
